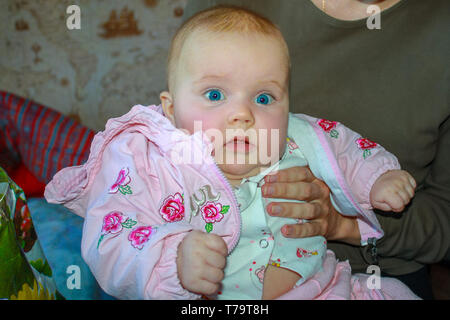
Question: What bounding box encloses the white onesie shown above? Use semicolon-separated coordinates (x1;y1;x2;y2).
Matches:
218;137;327;300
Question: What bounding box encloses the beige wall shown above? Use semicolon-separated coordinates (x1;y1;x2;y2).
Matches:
0;0;187;131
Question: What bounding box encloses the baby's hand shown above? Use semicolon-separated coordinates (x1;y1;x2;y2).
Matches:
370;170;416;212
176;230;227;296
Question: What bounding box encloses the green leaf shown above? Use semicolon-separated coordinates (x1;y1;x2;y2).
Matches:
330;129;339;139
363;149;371;159
205;223;213;233
97;234;104;249
0;217;36;298
119;185;133;195
29;259;53;277
220;205;230;214
121;219;137;229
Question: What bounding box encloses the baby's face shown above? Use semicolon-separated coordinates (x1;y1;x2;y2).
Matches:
161;31;289;182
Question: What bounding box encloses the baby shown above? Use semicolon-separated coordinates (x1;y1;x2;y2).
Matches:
159;6;415;299
45;5;416;300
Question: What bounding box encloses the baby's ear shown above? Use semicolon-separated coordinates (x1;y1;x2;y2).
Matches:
160;91;175;124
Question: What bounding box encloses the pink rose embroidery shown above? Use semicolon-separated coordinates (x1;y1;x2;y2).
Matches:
356;138;378;159
102;211;127;235
109;167;133;195
160;192;185;222
128;226;154;250
317;119;339;139
356;138;377;150
97;212;137;249
201;201;229;233
202;201;223;223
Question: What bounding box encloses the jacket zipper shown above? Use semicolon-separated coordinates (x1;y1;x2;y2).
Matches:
209;160;242;256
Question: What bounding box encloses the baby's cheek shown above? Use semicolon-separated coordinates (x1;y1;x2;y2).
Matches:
268;123;288;159
176;110;220;133
174;111;202;133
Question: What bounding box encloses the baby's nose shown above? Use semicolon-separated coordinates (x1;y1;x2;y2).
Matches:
228;103;254;127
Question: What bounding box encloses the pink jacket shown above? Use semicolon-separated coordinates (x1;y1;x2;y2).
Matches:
45;105;418;300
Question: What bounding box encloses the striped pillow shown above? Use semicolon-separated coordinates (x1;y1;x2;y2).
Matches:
0;91;96;184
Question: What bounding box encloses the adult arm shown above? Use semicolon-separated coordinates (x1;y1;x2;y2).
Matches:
264;115;450;264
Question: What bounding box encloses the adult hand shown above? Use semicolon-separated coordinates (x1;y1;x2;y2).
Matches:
262;166;361;246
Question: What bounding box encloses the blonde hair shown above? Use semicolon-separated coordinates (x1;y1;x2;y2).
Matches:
166;5;290;91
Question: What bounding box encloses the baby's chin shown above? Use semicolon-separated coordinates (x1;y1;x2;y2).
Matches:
217;163;268;183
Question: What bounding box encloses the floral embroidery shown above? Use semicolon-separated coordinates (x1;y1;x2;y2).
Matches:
201;201;229;233
97;211;137;248
160;192;185;222
255;265;266;284
286;137;299;154
186;185;229;232
356;138;377;159
128;226;155;250
189;185;221;220
317;119;339;139
296;248;318;258
109;167;133;195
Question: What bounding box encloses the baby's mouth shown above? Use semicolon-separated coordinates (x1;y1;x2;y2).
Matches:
224;136;255;153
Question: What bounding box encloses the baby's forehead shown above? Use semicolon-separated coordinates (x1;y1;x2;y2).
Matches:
179;30;289;68
183;29;281;50
169;28;290;92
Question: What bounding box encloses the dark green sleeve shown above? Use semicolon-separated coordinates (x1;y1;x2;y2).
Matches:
329;113;450;275
374;114;450;264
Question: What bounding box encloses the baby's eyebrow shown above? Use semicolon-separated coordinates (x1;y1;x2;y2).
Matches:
193;74;230;84
192;75;287;92
262;80;285;92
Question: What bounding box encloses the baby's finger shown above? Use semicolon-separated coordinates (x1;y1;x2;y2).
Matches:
373;201;394;212
397;190;411;205
204;250;227;270
195;280;220;296
201;265;225;284
405;184;415;199
388;195;405;212
205;233;228;256
407;174;417;189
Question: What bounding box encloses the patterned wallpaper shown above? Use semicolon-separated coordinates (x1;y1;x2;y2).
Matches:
0;0;188;131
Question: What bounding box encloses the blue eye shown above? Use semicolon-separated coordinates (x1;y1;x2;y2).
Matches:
205;89;224;102
255;93;274;105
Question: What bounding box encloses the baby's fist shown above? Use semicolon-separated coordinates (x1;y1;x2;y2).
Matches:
370;170;416;212
176;230;228;296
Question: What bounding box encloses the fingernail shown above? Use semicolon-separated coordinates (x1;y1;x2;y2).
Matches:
282;225;291;235
271;205;282;215
264;186;274;196
266;174;277;183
